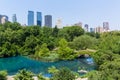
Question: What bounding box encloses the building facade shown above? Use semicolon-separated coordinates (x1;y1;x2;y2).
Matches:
95;26;103;33
90;28;95;32
37;12;42;26
84;24;89;32
74;22;82;27
0;15;8;24
45;15;52;27
56;18;62;28
28;11;34;26
103;22;109;31
12;14;17;22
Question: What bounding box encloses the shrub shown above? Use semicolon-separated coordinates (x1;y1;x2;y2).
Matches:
50;68;75;80
14;69;34;80
37;73;46;80
0;71;7;80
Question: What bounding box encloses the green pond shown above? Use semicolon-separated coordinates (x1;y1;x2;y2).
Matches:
0;56;96;77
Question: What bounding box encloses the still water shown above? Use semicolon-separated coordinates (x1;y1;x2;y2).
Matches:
0;56;95;76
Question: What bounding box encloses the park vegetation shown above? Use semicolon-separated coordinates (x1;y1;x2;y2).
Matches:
0;22;120;80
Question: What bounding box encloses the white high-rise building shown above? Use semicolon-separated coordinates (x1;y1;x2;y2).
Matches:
56;18;62;28
1;15;8;24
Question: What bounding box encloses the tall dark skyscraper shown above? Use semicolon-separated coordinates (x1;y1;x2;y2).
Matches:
84;24;89;32
45;15;52;27
28;11;34;26
37;12;42;26
103;22;109;31
12;14;17;22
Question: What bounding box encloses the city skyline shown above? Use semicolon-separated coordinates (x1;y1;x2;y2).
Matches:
0;0;120;30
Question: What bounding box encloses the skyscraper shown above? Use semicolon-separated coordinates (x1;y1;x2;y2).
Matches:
103;22;109;31
45;15;52;27
90;28;95;33
37;12;42;26
0;15;8;24
28;11;34;26
12;14;17;22
84;24;89;32
56;18;62;28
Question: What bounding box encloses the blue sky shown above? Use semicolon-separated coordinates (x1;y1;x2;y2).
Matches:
0;0;120;30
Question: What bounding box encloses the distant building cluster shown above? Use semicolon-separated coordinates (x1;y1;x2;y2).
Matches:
0;12;110;33
90;22;110;33
28;11;52;27
0;11;52;28
0;14;8;24
73;22;110;33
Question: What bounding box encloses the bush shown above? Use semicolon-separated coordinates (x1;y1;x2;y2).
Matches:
48;66;59;74
50;68;75;80
0;71;7;80
14;69;34;80
37;73;46;80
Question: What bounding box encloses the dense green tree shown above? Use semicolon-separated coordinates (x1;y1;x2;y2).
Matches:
14;69;34;80
52;26;59;37
35;43;50;59
0;42;18;57
48;66;59;74
70;35;98;50
37;74;46;80
0;71;7;80
92;50;120;67
51;68;76;80
99;61;120;80
42;26;52;37
99;31;120;54
58;26;84;41
19;35;38;55
0;22;86;58
57;38;74;60
86;32;100;39
87;59;120;80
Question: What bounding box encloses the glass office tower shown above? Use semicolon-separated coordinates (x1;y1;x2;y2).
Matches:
28;11;34;26
12;14;17;22
45;15;52;27
37;12;42;26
